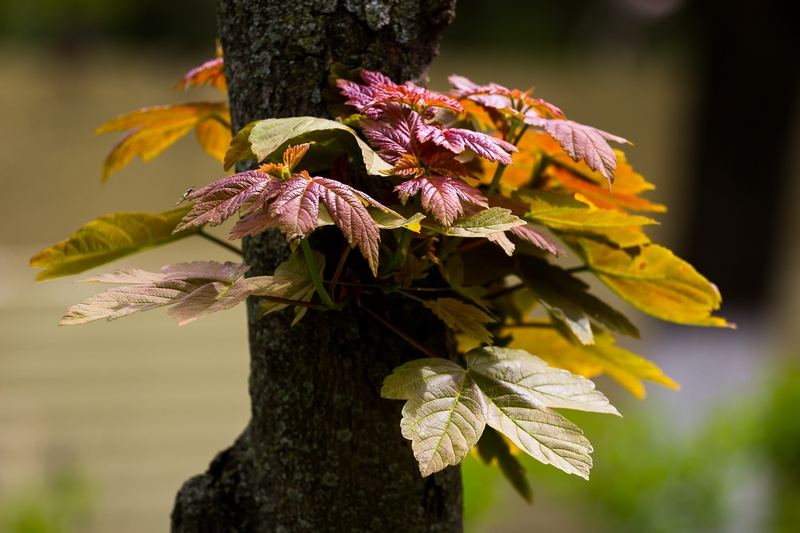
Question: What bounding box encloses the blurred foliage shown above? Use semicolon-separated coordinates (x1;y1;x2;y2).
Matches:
463;359;800;532
0;0;217;52
0;0;699;56
0;467;94;533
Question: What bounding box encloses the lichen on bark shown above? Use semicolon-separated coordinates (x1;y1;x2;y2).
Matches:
171;1;462;531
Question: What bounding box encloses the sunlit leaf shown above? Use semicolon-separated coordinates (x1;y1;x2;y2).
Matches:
60;261;290;326
382;347;618;478
525;117;628;184
224;117;392;175
567;237;731;327
424;297;495;344
174;170;282;232
508;325;679;399
382;358;486;476
443;208;526;238
96;103;231;181
30;207;198;281
396;175;488;226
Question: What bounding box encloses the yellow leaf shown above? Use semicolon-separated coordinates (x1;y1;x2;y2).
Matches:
96;103;231;181
424;297;495;345
567;237;732;327
508;325;679;399
30;207;199;281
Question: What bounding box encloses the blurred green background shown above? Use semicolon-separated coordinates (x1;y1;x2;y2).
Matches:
1;1;799;532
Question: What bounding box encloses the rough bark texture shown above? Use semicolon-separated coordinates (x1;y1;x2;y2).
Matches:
171;1;462;532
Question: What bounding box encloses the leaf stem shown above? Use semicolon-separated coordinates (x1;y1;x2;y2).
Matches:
487;163;507;196
258;294;329;311
328;244;351;300
197;229;242;255
360;302;442;359
301;239;333;308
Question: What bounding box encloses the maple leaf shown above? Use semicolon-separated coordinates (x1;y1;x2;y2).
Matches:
96;103;231;180
509;223;566;257
174;170;283;232
173;57;227;93
338;70;463;117
381;346;618;478
395;175;488;226
60;261;291;326
443;207;526;237
524;116;628;183
418;126;517;164
267;172;383;275
564;237;732;328
224;116;392;175
30;207;199;281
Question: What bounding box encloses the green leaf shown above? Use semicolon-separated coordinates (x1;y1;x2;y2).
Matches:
475;426;533;503
30;207;198;281
517;255;640;344
257;249;325;326
566;237;732;327
509;325;679;399
437;207;526;237
382;358;487;477
466;346;618;479
424;297;495;344
382;346;618;479
224;117;392;175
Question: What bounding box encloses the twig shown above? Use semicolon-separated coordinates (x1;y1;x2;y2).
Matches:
327;244;351;300
360;302;442;359
197;229;242;255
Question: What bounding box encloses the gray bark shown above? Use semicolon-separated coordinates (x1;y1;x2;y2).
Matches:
171;1;461;531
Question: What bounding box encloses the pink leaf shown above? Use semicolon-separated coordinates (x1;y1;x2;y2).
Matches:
60;261;289;326
268;174;321;241
525;116;628;182
395;176;488;226
229;209;281;240
174;171;281;232
509;224;566;257
418;126;517;164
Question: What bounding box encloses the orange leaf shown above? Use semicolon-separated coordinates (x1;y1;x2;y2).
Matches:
96;103;231;181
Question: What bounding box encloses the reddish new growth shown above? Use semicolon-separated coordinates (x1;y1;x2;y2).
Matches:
175;143;393;276
449;75;627;183
338;71;517;226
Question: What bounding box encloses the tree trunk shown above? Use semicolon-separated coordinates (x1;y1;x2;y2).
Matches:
171;1;461;531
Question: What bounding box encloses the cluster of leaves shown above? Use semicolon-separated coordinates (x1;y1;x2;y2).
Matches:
31;51;731;500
